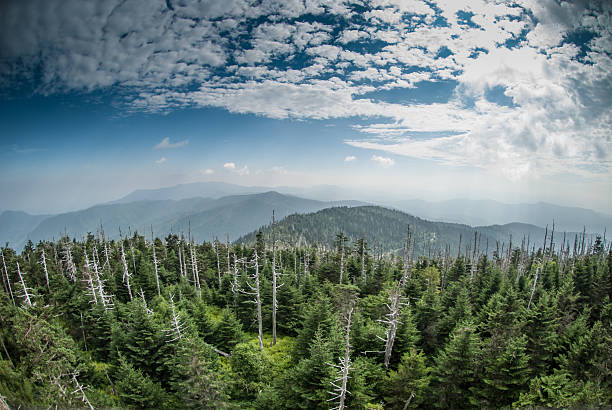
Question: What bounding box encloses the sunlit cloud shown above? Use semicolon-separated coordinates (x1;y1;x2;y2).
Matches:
154;137;189;150
344;155;356;162
371;155;395;168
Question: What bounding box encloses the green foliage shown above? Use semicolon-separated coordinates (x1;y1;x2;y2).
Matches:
385;348;431;409
1;232;611;408
115;355;168;409
432;322;481;409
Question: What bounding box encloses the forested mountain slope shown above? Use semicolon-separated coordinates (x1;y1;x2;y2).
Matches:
237;206;579;257
0;226;610;408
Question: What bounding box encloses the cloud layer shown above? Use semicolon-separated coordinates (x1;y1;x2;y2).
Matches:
1;0;610;182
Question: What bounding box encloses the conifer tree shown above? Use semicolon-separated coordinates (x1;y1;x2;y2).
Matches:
432;321;481;409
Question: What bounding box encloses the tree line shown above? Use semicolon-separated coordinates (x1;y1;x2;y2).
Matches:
0;223;611;408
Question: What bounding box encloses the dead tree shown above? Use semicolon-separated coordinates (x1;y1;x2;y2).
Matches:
240;248;264;351
189;241;201;297
151;226;161;296
527;259;541;310
1;250;15;305
271;210;283;346
100;223;111;270
226;234;231;275
16;261;32;307
82;248;98;305
328;306;354;410
215;237;222;288
63;240;77;282
376;227;412;368
40;247;50;291
178;239;184;278
92;245;113;311
360;238;367;284
120;240;133;301
338;233;346;284
71;372;94;410
164;293;187;342
469;231;478;282
138;288;153;315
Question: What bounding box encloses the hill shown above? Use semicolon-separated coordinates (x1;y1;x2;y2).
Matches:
236;206;586;257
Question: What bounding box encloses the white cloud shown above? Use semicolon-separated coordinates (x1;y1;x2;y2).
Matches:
154;137;189;149
156;157;167;164
224;162;249;175
201;168;215;175
371;155;395;167
270;166;288;174
1;0;610;186
344;155;356;162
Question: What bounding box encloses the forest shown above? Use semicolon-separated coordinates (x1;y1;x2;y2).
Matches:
0;222;611;409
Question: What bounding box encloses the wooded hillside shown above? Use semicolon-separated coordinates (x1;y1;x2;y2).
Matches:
0;223;610;408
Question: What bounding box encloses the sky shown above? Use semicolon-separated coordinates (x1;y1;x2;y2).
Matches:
0;0;611;215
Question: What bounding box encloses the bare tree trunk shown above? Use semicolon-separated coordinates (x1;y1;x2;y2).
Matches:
271;210;278;346
470;231;477;282
361;239;366;284
151;226;161;297
63;241;77;282
93;245;112;311
339;234;345;284
40;247;50;291
178;241;184;277
190;242;201;297
329;306;354;410
83;248;98;305
16;261;32;307
120;241;133;301
215;238;222;288
255;249;263;351
2;250;15;305
527;261;541;310
226;234;231;275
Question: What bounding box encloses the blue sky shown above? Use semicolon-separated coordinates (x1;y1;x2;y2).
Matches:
0;0;611;214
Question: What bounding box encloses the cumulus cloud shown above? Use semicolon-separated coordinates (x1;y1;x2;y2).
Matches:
371;155;395;167
154;137;189;149
344;155;356;162
224;162;249;175
1;0;610;182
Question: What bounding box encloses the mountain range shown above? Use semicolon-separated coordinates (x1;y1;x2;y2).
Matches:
109;182;611;233
0;191;364;249
0;181;608;251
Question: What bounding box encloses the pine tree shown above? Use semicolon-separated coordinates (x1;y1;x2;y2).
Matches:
432;321;481;409
384;348;431;409
115;355;167;409
480;334;531;406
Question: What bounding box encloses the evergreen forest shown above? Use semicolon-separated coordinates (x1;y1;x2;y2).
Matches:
1;223;611;409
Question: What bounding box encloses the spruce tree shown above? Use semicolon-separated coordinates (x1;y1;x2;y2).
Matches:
432;321;481;409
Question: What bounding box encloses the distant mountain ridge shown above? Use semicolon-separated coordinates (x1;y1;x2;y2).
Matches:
391;198;612;233
2;181;609;251
111;182;611;233
0;191;366;250
237;206;591;257
110;181;270;203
